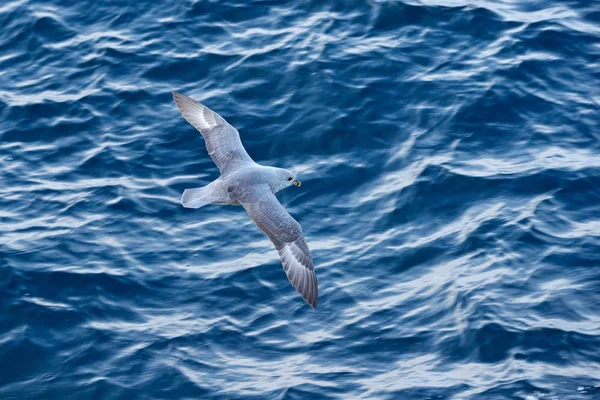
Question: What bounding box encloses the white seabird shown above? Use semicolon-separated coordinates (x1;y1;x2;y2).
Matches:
173;92;318;309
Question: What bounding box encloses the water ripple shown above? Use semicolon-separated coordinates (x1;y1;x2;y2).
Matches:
1;0;599;398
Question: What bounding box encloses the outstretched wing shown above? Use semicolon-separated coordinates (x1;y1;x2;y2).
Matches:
233;184;318;309
173;92;255;176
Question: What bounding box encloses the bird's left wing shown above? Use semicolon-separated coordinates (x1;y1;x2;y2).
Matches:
233;184;318;309
173;92;255;176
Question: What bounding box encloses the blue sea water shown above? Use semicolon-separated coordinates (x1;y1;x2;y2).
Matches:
1;0;600;398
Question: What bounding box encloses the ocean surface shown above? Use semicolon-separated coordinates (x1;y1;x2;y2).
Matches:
1;0;600;399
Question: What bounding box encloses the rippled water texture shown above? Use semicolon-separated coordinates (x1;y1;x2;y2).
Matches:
1;0;600;398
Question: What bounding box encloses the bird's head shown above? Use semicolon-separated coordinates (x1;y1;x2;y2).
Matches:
284;169;301;187
274;168;301;191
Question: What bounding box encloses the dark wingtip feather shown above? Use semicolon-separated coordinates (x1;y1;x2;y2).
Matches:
303;272;318;310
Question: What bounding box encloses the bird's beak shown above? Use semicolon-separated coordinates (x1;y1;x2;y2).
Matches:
294;180;302;187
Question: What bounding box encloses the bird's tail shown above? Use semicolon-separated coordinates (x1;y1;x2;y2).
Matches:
181;187;211;208
181;180;232;209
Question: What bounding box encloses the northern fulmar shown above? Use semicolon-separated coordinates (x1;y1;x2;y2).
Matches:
173;92;318;309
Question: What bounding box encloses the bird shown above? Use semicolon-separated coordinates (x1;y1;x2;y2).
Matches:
173;92;318;309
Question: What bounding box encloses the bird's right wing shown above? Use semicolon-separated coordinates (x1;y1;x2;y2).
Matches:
173;92;255;176
233;184;318;309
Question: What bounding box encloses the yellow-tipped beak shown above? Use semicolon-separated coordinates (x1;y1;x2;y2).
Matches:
295;180;302;187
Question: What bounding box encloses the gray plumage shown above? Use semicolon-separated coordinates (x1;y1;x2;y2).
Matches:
173;92;318;309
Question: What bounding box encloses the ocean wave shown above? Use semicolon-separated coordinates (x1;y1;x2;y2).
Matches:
1;0;599;398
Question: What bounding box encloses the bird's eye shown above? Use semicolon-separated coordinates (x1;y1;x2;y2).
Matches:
287;177;293;181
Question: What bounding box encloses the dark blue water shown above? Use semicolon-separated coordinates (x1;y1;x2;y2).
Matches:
2;0;600;398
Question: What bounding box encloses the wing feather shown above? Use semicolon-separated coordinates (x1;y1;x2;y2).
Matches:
173;92;255;176
233;185;318;309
